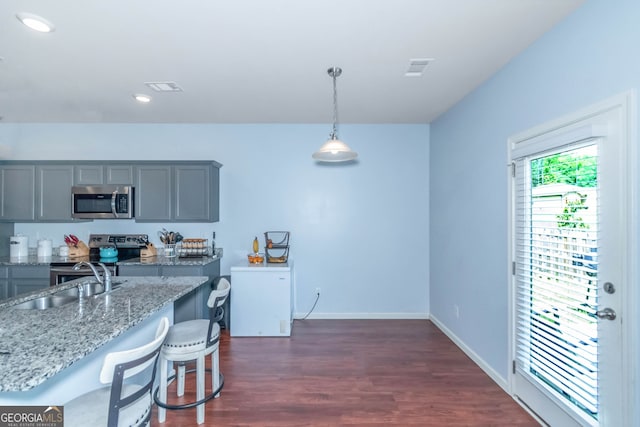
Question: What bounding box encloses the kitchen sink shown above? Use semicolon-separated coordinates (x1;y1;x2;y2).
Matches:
12;280;126;310
57;282;105;298
13;295;78;310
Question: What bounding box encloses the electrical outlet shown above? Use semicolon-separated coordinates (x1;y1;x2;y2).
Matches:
315;287;321;295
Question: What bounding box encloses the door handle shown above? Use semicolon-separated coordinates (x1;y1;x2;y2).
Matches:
596;308;617;320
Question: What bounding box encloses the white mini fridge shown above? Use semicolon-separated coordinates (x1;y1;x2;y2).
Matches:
230;262;293;336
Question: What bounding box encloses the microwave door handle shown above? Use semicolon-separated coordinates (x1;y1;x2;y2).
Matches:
111;190;119;218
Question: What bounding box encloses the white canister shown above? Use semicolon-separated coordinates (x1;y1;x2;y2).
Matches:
59;245;70;257
10;235;29;259
37;239;53;258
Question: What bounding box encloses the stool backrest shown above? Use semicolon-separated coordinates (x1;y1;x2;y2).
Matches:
100;316;170;383
208;277;231;309
100;316;170;427
206;278;231;346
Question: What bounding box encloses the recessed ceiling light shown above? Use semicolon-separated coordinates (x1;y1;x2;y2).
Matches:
16;13;55;33
405;58;433;77
133;94;152;103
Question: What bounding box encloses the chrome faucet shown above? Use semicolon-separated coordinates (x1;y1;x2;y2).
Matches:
73;261;112;292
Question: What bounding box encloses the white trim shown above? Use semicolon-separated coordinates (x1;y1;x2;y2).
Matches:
429;314;509;391
511;123;606;158
293;312;429;320
620;90;638;427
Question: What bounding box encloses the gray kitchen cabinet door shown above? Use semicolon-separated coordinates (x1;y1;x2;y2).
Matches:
117;265;161;276
74;165;104;185
37;165;74;221
0;165;36;221
175;165;215;222
163;262;220;322
135;165;172;221
74;164;134;185
9;265;49;298
106;165;134;184
0;267;9;300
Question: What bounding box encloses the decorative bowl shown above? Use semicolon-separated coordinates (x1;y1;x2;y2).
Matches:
247;253;264;264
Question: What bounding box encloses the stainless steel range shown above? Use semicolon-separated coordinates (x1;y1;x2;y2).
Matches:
49;233;149;286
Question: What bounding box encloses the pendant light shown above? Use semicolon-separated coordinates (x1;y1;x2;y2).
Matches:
312;67;358;162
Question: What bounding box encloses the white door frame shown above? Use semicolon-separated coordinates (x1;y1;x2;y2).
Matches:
507;91;637;426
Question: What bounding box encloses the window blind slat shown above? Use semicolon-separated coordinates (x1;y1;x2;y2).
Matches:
513;145;599;419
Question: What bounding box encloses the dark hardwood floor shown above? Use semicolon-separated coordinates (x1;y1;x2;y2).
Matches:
151;319;538;426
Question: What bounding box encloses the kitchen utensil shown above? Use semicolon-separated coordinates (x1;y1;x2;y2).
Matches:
64;234;80;247
164;244;176;258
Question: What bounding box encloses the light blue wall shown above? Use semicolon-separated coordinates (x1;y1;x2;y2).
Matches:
430;0;640;399
0;123;430;318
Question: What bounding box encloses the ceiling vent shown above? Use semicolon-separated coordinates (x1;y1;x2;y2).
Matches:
145;81;183;92
405;58;433;77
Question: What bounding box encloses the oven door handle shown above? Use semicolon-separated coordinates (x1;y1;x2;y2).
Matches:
50;266;91;274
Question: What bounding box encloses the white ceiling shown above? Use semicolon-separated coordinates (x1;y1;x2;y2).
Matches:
0;0;584;124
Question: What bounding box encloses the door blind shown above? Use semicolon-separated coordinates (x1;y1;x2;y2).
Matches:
513;144;599;420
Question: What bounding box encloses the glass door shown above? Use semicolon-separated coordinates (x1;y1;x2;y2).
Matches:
510;95;633;426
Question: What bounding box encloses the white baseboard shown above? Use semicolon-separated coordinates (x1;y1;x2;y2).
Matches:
429;314;509;393
293;312;429;320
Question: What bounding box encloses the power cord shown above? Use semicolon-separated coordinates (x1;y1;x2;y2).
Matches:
300;291;320;320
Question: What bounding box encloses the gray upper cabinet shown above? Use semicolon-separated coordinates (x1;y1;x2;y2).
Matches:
74;165;104;185
136;162;220;223
175;165;216;222
106;165;134;184
135;164;173;221
0;160;220;223
0;165;36;221
37;165;74;221
0;164;76;222
74;165;134;185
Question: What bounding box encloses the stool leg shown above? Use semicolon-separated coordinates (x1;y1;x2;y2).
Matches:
177;363;185;397
197;355;205;424
212;346;220;398
158;356;168;423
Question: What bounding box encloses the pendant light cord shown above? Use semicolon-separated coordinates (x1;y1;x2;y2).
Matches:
329;67;342;140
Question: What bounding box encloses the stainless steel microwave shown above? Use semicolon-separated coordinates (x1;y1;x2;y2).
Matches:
71;185;134;219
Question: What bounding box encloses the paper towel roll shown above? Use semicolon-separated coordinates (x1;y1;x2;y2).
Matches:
10;235;29;259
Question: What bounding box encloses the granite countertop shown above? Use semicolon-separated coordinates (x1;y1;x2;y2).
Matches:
0;275;209;392
0;254;220;267
119;255;220;266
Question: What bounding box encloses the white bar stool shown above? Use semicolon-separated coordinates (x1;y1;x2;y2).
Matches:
155;278;231;425
65;317;170;427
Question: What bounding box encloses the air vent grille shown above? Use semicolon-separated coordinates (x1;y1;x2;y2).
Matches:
144;81;183;92
405;58;433;77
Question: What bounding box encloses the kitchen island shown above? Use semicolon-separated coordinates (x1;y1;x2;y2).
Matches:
0;275;209;405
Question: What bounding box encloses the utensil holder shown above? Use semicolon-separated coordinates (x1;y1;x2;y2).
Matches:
68;241;90;258
164;244;176;258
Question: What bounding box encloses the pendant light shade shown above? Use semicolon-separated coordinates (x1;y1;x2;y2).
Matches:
313;67;358;162
313;137;358;162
